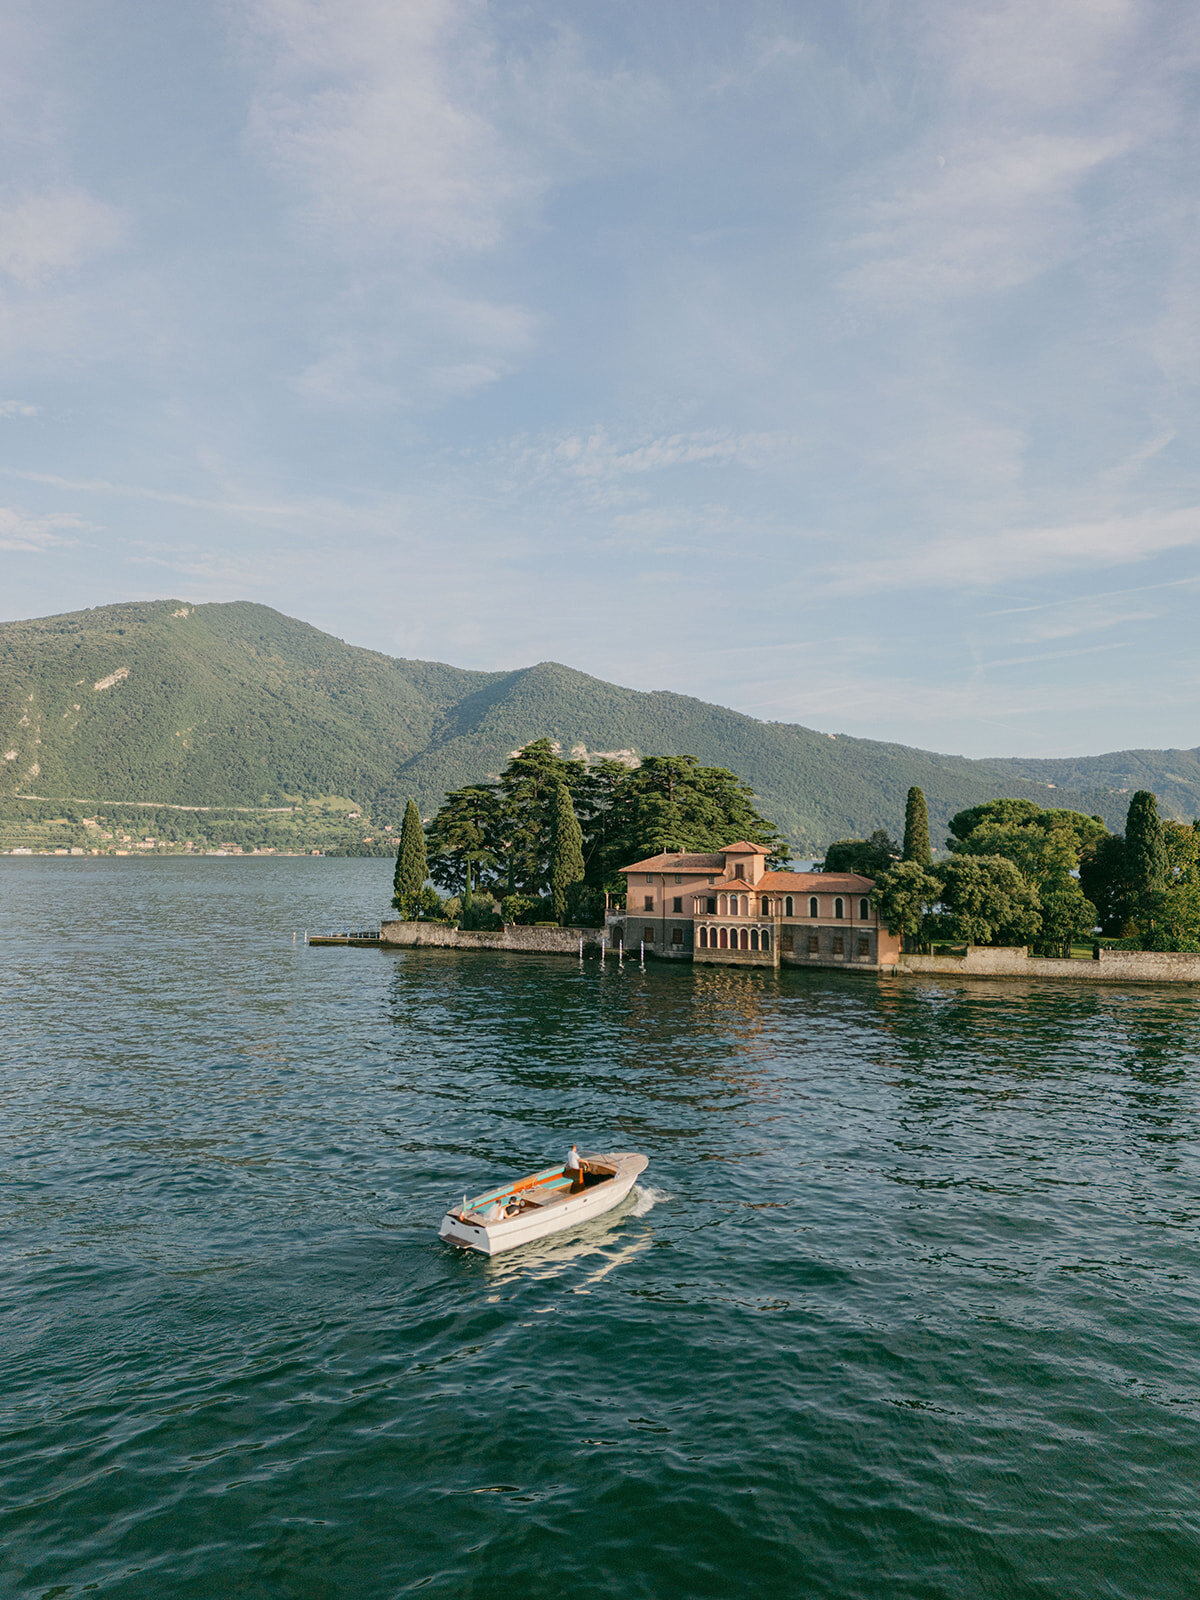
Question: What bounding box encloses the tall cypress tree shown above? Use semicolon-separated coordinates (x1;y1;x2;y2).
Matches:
1125;789;1166;938
550;782;585;924
393;799;428;919
902;786;932;866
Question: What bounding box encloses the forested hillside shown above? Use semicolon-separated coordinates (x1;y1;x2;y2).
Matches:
2;599;1196;851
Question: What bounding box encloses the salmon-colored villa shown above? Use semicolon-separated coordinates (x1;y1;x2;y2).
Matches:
609;841;900;972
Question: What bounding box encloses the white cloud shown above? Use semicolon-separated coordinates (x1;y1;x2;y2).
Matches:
515;426;802;482
1;467;309;520
843;132;1129;304
0;189;124;286
934;0;1138;111
241;0;536;258
824;506;1200;593
235;1;670;406
839;0;1164;307
723;658;1200;751
980;640;1130;670
1098;427;1177;490
293;287;537;406
0;398;38;416
233;0;550;406
0;505;89;551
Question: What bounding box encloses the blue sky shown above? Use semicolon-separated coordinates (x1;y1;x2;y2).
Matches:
1;0;1198;758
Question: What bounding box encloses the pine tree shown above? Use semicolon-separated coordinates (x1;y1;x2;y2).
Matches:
393;799;428;919
550;783;585;924
1125;790;1167;943
902;786;931;865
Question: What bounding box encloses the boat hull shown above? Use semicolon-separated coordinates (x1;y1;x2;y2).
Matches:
439;1152;648;1255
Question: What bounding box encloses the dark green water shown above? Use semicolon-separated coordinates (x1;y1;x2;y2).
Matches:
4;857;1200;1599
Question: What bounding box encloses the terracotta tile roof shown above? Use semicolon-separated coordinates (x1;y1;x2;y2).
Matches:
620;851;727;872
619;841;771;872
756;871;876;891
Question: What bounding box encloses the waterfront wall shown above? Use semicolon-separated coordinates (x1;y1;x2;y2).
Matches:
376;925;1200;984
379;921;602;956
897;946;1200;985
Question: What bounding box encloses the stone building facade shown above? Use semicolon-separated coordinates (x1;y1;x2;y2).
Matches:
611;841;900;971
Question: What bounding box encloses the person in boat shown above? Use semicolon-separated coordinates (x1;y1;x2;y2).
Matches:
565;1143;584;1192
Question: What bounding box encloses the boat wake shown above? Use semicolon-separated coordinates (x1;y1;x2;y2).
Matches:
482;1184;666;1284
630;1184;670;1217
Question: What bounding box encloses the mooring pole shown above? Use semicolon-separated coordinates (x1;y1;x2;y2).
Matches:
640;939;645;968
600;936;606;963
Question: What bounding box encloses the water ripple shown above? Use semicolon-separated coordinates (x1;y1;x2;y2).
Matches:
3;858;1200;1598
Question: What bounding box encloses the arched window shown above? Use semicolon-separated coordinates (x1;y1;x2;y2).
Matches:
719;927;728;949
699;926;708;947
760;896;769;917
834;897;844;919
860;897;870;919
740;927;750;950
762;929;770;952
809;896;818;918
785;895;793;917
729;894;738;916
718;894;727;915
750;928;759;950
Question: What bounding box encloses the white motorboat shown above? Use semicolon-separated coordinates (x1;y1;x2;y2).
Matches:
438;1151;649;1256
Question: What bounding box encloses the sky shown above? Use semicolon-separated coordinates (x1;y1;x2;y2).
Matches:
1;0;1198;759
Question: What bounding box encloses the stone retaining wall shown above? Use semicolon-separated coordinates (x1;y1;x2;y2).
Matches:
378;926;1200;984
379;921;602;955
898;946;1200;984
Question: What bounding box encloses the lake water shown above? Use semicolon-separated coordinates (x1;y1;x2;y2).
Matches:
3;856;1200;1599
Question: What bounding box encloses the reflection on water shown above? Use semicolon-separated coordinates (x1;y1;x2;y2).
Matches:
479;1192;657;1288
4;859;1200;1600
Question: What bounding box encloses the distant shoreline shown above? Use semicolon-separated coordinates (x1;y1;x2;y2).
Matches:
0;849;328;859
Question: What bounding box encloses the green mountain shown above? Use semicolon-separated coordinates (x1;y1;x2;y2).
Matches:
2;598;1195;851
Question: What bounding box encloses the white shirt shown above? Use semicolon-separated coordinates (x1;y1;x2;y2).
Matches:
566;1148;581;1171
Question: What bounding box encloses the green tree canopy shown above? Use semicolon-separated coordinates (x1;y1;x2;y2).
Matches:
1125;790;1167;941
1078;810;1200;949
822;829;898;877
874;860;940;944
1037;881;1098;955
425;784;501;894
550;782;585;924
948;799;1106;858
902;786;931;865
1079;833;1130;936
932;855;1042;948
392;798;428;917
1138;817;1200;951
571;759;634;887
591;755;787;885
496;739;585;895
425;744;786;904
947;798;1045;843
946;798;1106;954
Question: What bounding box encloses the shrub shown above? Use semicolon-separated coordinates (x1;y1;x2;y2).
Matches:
460;892;502;931
500;894;541;925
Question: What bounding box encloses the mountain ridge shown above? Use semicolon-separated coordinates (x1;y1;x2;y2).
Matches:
2;598;1195;849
